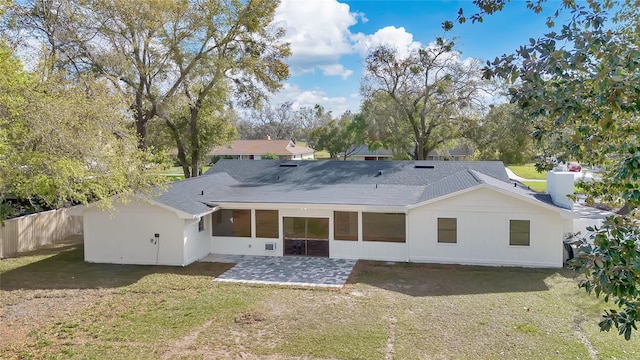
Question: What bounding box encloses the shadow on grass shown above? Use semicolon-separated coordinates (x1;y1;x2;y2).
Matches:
0;245;233;291
348;261;575;297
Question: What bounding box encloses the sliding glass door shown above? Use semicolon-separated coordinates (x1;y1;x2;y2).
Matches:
283;217;329;257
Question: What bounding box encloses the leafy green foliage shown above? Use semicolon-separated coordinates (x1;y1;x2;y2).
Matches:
310;112;367;160
9;0;290;151
467;0;640;337
261;152;277;160
0;44;165;218
361;40;488;160
471;103;536;164
570;217;640;340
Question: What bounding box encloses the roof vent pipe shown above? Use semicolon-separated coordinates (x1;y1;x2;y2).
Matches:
376;169;383;177
201;190;204;195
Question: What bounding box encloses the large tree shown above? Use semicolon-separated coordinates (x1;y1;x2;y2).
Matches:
310;111;368;160
8;0;290;151
459;0;640;338
361;39;489;160
242;101;301;140
471;103;536;164
0;46;165;219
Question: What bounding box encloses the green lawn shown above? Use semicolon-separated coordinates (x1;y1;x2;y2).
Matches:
522;181;547;192
163;165;211;175
296;140;330;159
508;164;547;180
2;245;639;359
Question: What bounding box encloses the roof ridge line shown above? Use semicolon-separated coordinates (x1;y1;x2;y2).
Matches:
467;169;485;184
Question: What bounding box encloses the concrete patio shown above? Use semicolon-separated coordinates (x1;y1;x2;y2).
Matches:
201;254;357;288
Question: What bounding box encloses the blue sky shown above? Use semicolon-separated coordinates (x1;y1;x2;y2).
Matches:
272;0;568;116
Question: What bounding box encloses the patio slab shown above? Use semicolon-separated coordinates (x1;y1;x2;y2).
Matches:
201;255;356;288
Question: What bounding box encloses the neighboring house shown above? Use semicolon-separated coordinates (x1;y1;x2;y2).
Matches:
211;138;314;160
339;145;473;161
78;160;604;268
338;145;394;161
426;146;474;161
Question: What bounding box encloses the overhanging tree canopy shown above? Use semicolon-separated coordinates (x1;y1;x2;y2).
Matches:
458;0;640;339
360;39;489;160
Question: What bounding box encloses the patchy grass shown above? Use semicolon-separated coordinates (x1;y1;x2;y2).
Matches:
162;166;211;175
161;166;211;182
314;150;331;159
296;140;329;159
2;247;640;359
508;164;547;180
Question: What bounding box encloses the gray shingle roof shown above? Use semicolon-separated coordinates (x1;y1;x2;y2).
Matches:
204;159;510;186
153;160;567;214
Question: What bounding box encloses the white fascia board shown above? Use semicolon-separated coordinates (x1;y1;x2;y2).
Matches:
141;197;208;220
406;185;483;210
73;193;213;220
208;202;408;213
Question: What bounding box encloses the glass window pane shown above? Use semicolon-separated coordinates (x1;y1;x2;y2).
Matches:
212;209;232;236
438;218;457;243
307;218;329;239
284;217;329;240
212;209;250;237
284;217;305;239
510;220;530;246
232;210;251;237
362;213;405;243
256;210;279;238
334;211;358;241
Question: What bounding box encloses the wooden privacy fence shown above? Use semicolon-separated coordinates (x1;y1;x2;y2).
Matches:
0;208;83;258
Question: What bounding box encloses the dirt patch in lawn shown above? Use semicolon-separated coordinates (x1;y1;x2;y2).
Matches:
0;288;115;349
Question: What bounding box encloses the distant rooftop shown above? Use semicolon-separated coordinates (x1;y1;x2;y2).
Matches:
211;139;314;156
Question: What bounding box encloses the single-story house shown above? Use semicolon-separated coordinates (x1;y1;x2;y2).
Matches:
338;145;474;161
77;160;602;268
338;145;394;161
211;138;314;160
426;146;474;161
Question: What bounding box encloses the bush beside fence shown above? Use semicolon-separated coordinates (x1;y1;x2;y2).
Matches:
0;208;83;258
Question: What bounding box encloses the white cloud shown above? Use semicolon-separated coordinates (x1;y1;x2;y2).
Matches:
352;26;422;58
274;83;358;116
275;0;361;68
274;1;423;80
318;64;354;80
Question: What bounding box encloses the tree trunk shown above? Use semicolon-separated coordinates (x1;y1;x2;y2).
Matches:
135;116;149;150
189;105;200;178
164;118;191;178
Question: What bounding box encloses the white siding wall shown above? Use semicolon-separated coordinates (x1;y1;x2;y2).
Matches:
572;218;605;243
84;200;185;265
183;216;212;265
408;188;564;268
332;240;407;261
